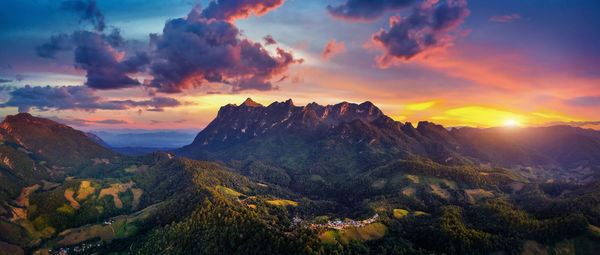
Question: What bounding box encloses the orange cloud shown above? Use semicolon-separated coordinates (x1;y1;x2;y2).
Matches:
321;39;347;61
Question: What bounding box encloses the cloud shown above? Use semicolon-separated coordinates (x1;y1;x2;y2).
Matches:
48;116;132;126
94;119;132;124
489;13;520;23
327;0;416;22
321;39;347;60
36;30;149;90
150;119;187;124
60;0;105;31
565;96;600;107
371;0;469;67
263;35;276;45
200;0;284;21
73;31;150;90
148;5;302;93
0;85;180;112
0;79;12;83
34;3;297;95
35;34;73;59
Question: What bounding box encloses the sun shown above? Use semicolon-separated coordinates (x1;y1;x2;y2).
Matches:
504;119;519;127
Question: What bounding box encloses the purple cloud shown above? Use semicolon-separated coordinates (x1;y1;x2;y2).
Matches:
0;85;180;112
36;30;149;90
371;0;469;66
60;0;105;31
72;31;150;90
200;0;284;21
35;34;73;59
327;0;416;22
264;35;277;45
148;5;302;93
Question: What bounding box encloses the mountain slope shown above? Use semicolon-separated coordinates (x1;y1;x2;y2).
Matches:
0;113;116;167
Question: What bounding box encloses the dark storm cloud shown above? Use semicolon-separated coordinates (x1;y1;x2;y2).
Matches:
200;0;284;21
148;6;302;93
35;33;73;59
0;85;180;112
60;0;106;31
0;79;12;83
327;0;416;21
372;0;469;66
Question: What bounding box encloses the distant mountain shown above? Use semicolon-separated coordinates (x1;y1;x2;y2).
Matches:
0;113;116;167
91;129;197;148
452;125;600;172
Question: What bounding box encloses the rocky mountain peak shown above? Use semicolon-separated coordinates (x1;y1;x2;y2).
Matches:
181;99;391;151
241;98;263;107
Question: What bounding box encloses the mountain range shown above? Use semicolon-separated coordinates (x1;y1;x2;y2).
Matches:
1;99;600;254
178;98;600;189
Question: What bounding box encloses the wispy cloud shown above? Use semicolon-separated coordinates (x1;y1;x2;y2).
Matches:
321;39;346;61
489;13;521;23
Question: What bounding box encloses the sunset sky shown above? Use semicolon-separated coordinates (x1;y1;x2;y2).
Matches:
0;0;599;130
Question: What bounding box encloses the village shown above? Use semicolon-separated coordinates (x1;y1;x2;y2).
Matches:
234;195;380;231
292;213;379;231
45;218;116;254
47;241;102;255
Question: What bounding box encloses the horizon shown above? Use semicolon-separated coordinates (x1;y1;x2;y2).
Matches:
1;0;599;130
4;97;600;133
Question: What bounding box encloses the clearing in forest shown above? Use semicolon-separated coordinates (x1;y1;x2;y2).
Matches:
98;181;136;209
319;223;387;245
267;200;298;207
76;181;96;201
64;189;80;209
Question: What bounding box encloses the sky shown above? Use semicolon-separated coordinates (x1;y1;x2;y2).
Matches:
0;0;599;130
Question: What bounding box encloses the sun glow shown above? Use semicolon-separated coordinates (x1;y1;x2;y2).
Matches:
504;119;518;127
